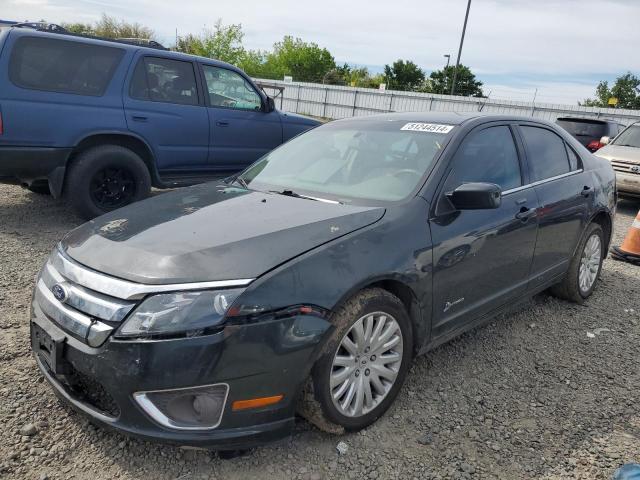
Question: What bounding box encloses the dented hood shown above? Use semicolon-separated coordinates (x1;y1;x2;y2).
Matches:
61;183;385;284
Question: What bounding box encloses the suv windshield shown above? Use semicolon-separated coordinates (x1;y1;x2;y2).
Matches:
612;124;640;148
556;119;607;145
238;120;452;204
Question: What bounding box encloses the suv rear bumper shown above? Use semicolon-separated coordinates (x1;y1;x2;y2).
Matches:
0;147;70;196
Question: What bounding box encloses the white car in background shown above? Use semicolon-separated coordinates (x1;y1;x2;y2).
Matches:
595;122;640;198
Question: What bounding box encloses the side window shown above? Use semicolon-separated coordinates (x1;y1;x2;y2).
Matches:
444;126;522;192
9;36;124;96
202;65;262;111
566;145;581;171
129;57;198;106
520;126;571;182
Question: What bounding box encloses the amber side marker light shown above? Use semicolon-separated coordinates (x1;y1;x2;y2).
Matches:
232;394;284;411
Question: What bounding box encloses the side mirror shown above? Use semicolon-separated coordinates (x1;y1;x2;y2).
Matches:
265;96;276;113
446;182;502;210
600;136;611;145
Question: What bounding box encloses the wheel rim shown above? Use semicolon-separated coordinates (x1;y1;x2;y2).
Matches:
89;167;136;210
578;233;602;293
330;312;403;418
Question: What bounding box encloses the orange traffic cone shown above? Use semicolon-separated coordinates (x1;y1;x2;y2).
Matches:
611;209;640;265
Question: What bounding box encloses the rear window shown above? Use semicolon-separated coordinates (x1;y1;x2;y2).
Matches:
556;119;607;139
9;36;124;96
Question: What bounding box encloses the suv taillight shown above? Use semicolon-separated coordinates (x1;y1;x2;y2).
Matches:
587;140;603;152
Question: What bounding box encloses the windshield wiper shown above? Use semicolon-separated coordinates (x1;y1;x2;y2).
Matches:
229;176;249;189
268;189;343;204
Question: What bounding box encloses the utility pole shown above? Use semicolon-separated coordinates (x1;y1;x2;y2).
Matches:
450;0;472;96
442;54;451;94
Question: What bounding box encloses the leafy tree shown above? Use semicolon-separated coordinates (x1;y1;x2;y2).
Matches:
581;73;640;109
423;64;484;97
383;60;425;91
63;13;155;40
176;20;246;66
263;36;336;82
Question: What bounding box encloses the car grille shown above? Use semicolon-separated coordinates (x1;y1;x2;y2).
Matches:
610;158;640;175
35;247;137;347
65;367;121;417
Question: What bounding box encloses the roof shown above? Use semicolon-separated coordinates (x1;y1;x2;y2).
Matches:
336;111;549;126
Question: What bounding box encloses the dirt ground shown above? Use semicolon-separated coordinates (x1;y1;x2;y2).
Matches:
1;183;640;480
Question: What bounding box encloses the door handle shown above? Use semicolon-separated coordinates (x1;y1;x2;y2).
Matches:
216;120;230;127
580;186;592;197
515;206;537;221
131;115;148;122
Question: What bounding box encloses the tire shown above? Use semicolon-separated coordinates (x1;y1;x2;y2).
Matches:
303;288;413;432
26;182;51;195
64;145;151;220
550;223;604;304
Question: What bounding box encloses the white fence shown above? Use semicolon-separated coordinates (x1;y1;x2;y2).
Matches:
256;79;640;125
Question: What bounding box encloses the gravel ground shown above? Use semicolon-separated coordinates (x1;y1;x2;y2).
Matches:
1;183;640;480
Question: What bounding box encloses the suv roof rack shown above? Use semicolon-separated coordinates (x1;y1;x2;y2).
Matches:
12;22;168;50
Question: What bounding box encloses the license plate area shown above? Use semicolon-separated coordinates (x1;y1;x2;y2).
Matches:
32;322;71;375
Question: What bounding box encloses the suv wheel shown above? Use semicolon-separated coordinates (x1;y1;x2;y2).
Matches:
65;145;151;219
301;289;413;432
550;223;604;304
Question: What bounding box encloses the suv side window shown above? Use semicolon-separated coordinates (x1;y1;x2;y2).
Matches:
202;65;262;111
9;36;124;96
520;126;571;182
129;57;198;106
444;125;522;192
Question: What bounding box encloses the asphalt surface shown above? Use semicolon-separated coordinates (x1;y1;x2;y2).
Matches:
1;183;640;480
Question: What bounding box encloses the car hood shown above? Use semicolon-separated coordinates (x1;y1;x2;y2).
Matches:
278;110;321;127
595;144;640;164
61;183;384;285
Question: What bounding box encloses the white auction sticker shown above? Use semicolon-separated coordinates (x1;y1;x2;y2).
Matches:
400;123;454;133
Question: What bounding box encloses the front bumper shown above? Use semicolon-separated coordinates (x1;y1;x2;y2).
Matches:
616;171;640;196
30;301;331;449
0;146;70;197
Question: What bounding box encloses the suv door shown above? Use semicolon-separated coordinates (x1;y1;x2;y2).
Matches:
429;124;539;339
517;124;594;289
200;64;282;172
124;55;209;173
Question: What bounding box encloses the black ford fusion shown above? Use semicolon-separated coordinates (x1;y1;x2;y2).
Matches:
31;112;615;449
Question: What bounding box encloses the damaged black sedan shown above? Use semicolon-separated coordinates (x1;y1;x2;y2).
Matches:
31;113;615;449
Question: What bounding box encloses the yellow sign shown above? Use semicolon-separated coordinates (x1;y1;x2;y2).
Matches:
608;97;619;106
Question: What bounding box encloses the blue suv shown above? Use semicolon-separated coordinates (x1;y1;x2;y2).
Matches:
0;26;320;218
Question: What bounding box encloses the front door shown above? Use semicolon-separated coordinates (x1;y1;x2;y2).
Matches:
124;55;209;173
430;124;539;339
200;64;282;172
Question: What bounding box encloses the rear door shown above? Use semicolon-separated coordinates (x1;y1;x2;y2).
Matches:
516;124;593;289
123;54;209;173
430;124;539;339
199;63;282;173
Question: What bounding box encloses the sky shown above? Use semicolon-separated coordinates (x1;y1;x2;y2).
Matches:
4;0;640;105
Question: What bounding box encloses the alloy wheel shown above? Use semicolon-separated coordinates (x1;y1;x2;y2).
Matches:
578;233;602;293
330;312;403;418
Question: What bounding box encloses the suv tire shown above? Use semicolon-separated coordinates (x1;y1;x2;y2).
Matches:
64;145;151;219
550;223;604;304
301;288;413;432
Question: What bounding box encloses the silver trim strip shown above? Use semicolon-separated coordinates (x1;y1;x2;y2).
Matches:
133;383;229;431
53;247;253;301
35;278;113;346
502;169;584;196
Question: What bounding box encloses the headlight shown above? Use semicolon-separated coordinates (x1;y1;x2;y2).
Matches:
116;288;244;338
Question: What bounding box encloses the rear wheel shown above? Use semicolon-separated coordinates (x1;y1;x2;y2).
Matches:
64;145;151;219
301;289;413;432
550;223;604;303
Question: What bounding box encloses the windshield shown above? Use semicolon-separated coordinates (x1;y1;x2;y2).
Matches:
613;124;640;148
237;120;452;204
556;120;606;143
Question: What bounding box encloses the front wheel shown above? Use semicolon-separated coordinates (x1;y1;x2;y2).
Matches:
303;289;413;432
550;223;604;303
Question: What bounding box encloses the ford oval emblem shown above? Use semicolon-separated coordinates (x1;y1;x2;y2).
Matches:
51;283;69;303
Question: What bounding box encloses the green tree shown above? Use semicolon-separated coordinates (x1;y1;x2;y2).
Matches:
264;36;336;82
63;13;155;40
176;20;246;66
383;60;425;91
423;64;484;97
581;73;640;109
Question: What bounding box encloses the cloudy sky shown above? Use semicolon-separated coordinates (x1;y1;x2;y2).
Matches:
5;0;639;104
